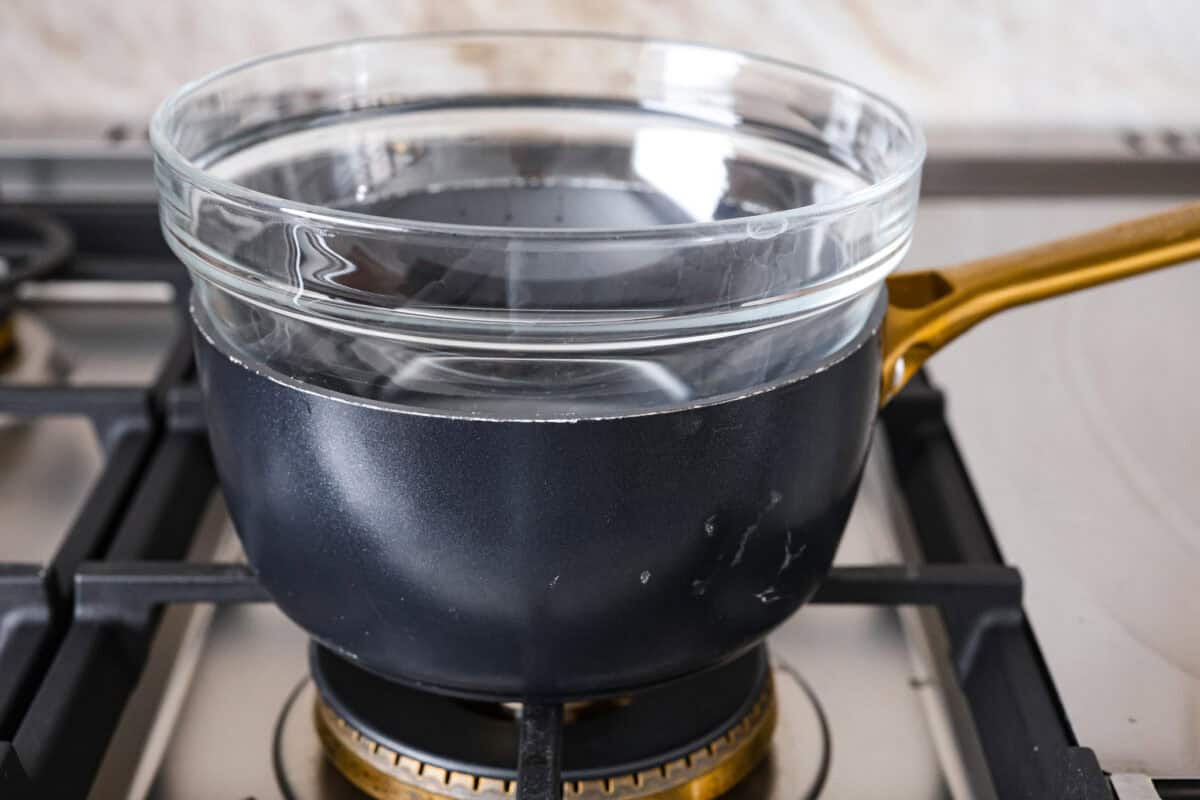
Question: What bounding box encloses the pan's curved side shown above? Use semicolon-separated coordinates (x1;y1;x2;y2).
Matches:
194;325;881;699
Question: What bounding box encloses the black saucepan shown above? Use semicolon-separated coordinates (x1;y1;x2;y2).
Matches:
192;204;1200;699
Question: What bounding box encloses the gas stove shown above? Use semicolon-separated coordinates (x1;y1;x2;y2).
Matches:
0;131;1197;800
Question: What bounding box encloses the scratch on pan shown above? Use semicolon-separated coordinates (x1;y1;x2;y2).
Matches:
730;489;783;567
549;574;559;588
780;529;806;574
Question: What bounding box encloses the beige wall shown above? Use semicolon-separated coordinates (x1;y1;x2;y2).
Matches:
1;0;1196;137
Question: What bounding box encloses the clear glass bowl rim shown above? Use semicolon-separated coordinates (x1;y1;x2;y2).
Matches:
148;29;926;243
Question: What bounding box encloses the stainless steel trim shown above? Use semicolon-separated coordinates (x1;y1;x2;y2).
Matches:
1109;774;1163;800
861;431;994;800
17;281;175;305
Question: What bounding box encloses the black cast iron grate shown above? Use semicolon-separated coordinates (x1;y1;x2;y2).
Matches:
0;202;192;793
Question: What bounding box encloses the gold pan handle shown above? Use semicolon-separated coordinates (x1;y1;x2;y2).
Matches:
881;201;1200;405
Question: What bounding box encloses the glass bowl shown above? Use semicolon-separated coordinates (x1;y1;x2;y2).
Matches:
151;31;923;420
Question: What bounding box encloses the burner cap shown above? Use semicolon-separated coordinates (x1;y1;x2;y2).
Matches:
307;644;775;800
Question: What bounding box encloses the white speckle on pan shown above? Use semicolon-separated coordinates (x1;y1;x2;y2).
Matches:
640;570;651;584
756;587;784;604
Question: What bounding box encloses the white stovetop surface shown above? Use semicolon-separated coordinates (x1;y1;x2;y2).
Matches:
909;198;1200;777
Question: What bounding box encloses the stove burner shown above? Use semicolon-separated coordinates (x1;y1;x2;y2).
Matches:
0;209;74;359
0;209;74;289
287;645;822;800
275;656;827;800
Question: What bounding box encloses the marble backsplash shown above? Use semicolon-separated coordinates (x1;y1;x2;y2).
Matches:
0;0;1196;138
